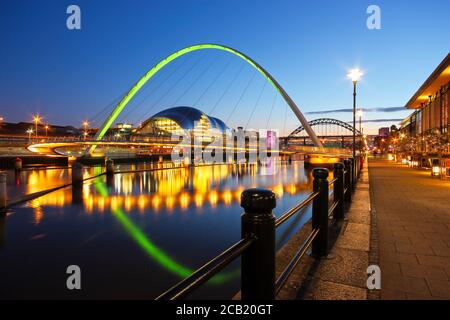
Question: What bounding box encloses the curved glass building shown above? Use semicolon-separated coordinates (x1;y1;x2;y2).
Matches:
136;106;228;137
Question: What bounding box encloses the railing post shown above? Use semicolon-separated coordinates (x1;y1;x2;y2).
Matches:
333;163;345;219
344;159;352;202
241;188;276;300
312;168;329;258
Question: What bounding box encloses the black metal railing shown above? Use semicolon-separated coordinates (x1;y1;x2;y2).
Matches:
156;156;361;300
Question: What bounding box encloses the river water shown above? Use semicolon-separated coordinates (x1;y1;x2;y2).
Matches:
0;159;317;299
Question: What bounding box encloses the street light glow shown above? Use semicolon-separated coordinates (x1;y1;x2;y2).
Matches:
32;115;41;137
347;68;363;82
357;109;363;117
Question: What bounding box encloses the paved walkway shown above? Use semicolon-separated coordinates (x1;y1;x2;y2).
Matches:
369;158;450;299
297;165;371;300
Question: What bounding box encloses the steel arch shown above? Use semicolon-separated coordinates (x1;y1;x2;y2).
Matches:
287;118;362;138
88;44;322;154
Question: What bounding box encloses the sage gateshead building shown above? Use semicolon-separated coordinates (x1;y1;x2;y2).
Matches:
134;106;229;139
400;53;450;155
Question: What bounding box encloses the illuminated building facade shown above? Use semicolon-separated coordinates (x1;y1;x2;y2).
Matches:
135;106;228;137
400;53;450;155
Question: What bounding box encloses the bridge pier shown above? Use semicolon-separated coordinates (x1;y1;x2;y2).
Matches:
106;159;115;176
71;162;84;187
14;157;22;172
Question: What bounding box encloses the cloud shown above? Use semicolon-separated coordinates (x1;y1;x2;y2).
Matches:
342;118;403;123
361;118;403;123
305;107;406;115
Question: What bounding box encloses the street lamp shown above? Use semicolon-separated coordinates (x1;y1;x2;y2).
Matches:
26;128;33;142
45;125;49;137
83;120;89;140
33;115;41;138
347;68;363;158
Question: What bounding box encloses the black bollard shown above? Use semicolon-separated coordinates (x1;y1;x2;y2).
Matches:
312;167;329;258
349;158;355;189
241;188;276;300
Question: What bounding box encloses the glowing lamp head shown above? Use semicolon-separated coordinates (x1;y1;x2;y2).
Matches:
347;68;363;83
431;159;440;176
357;109;363;117
33;115;41;123
432;166;440;175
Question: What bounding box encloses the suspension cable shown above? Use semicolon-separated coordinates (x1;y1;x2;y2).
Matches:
171;57;215;107
265;91;278;129
138;53;205;123
118;55;192;124
245;79;267;129
88;90;129;126
208;62;245;116
283;101;288;137
193;56;232;108
225;69;257;124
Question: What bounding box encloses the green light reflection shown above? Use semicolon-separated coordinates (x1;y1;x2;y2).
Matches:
93;178;238;285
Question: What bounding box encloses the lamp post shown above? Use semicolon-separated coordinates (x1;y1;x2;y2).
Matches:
83;121;89;140
45;125;49;138
347;68;363;158
33;115;41;138
26;129;33;143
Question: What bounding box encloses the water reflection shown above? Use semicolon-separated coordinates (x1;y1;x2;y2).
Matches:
33;161;313;218
1;159;319;299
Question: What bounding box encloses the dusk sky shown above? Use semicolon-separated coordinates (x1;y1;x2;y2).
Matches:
1;0;449;135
